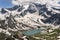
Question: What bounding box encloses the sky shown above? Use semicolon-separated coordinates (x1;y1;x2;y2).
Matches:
0;0;14;8
0;0;60;8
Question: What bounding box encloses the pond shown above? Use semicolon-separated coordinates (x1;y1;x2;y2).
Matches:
22;29;42;36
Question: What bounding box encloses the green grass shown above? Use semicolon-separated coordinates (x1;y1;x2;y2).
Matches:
0;33;6;40
27;28;60;40
0;28;60;40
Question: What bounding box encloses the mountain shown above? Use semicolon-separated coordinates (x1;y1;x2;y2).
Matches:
0;0;60;40
0;1;60;33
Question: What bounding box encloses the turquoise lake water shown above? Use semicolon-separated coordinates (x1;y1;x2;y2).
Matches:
23;29;42;36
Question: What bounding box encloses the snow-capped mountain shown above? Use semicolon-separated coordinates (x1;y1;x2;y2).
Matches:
0;0;60;40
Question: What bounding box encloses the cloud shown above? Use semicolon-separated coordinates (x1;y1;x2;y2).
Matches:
12;0;20;5
11;0;48;5
11;0;32;5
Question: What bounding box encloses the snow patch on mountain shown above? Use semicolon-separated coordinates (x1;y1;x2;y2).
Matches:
0;0;60;40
